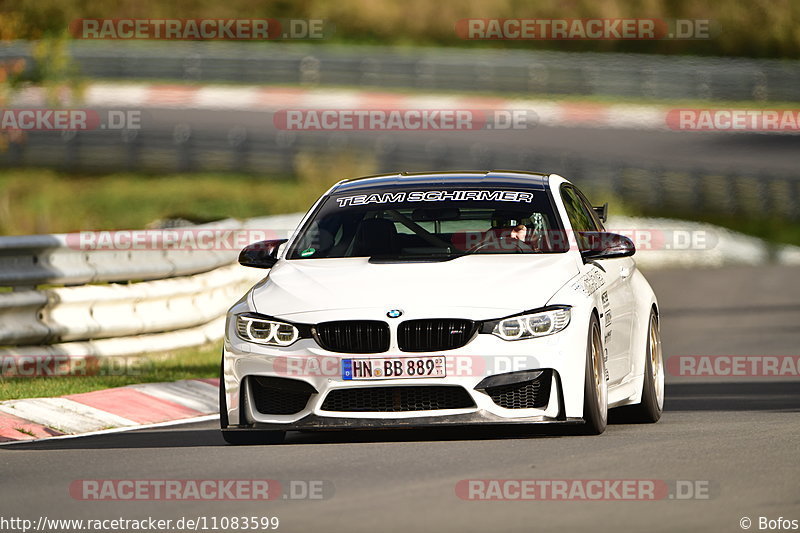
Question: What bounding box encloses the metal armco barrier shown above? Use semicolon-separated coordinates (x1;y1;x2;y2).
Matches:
0;208;797;361
0;265;259;345
2;128;797;220
2;41;799;101
0;42;797;220
0;218;241;288
0;214;304;358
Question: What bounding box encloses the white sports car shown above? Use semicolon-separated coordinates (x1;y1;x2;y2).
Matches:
221;171;664;444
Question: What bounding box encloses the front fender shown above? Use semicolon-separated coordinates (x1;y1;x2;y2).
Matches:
545;273;601;419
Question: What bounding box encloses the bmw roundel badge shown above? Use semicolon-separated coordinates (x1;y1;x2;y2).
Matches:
387;309;403;318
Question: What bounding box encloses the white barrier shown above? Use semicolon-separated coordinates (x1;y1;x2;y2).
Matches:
0;218;243;288
0;264;264;345
0;291;50;345
1;212;795;361
0;214;304;359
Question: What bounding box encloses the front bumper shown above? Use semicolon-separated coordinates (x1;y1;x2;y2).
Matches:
223;333;589;429
232;367;567;431
223;300;594;429
227;411;584;432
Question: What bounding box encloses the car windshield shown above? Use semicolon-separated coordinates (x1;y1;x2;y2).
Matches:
286;186;568;260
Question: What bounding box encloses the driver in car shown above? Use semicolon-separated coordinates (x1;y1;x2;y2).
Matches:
479;213;534;252
496;223;533;251
509;224;527;242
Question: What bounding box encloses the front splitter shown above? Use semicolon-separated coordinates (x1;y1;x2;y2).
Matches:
229;411;584;431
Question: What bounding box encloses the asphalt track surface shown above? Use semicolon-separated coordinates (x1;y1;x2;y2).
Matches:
2;264;799;533
130;108;800;175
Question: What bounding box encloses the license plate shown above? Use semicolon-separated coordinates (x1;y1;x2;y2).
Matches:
342;357;446;380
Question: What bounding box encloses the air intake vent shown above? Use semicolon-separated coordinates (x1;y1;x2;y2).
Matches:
398;319;476;352
314;321;390;353
321;386;475;412
249;376;316;415
481;370;552;409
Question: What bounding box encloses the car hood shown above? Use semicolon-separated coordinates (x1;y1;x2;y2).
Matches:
249;253;580;322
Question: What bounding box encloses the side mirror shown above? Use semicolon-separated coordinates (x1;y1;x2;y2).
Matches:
579;232;635;260
238;239;288;269
593;203;608;223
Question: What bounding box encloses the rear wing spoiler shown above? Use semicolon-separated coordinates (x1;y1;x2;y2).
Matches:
593;203;608;223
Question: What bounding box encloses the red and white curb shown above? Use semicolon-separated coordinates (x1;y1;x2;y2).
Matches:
14;83;798;134
0;378;219;444
13;83;669;131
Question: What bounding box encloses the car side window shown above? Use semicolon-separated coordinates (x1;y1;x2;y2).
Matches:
560;185;598;232
560;185;602;252
574;188;605;231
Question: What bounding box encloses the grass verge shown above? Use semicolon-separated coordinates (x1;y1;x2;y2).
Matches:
0;169;325;235
0;342;221;401
1;161;798;245
0;149;376;235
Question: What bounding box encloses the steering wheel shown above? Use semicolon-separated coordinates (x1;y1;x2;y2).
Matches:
466;237;532;254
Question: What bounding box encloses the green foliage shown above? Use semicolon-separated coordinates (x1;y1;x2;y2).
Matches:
0;169;328;234
2;0;800;58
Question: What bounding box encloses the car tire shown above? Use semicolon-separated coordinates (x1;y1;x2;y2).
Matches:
219;358;286;445
627;310;664;423
582;314;608;435
219;358;229;430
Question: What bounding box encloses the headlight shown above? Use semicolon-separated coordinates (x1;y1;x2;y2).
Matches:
488;307;571;341
235;313;299;346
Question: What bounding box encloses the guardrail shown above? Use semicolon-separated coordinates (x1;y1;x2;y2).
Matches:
1;209;797;362
3;41;800;101
0;218;242;288
3;128;797;221
1;42;797;220
0;214;304;359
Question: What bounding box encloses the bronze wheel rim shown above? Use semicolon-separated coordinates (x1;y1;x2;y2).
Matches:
591;323;608;421
649;315;665;410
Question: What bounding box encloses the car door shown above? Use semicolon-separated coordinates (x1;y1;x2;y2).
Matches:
560;185;635;385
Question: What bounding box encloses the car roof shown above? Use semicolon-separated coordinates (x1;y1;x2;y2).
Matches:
330;170;550;194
